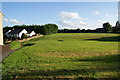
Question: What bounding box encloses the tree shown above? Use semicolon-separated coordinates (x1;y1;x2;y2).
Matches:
76;28;81;33
113;21;120;33
21;33;28;40
3;35;8;44
103;22;112;32
4;24;59;35
115;21;120;28
81;29;86;33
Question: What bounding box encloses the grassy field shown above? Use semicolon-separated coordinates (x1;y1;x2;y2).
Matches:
2;33;120;79
10;41;21;50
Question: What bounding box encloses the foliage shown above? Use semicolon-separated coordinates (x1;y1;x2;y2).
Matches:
2;33;119;79
21;33;28;39
3;26;13;34
113;21;120;33
58;28;95;33
10;41;21;50
3;35;8;43
103;22;112;33
41;24;58;35
3;21;120;34
6;24;58;35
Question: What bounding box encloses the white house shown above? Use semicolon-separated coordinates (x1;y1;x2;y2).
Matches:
6;29;28;39
6;28;36;39
27;31;36;37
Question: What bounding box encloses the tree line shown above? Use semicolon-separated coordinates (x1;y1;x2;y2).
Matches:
58;21;120;33
4;24;58;35
3;21;120;35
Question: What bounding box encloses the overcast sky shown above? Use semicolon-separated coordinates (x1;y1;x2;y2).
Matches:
2;2;118;29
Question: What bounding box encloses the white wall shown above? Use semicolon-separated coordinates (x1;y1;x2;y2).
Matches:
29;31;36;36
0;12;4;45
19;29;28;38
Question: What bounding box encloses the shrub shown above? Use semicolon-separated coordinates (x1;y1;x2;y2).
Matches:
21;33;28;39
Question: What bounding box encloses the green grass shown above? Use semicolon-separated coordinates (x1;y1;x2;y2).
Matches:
10;41;21;50
2;33;120;79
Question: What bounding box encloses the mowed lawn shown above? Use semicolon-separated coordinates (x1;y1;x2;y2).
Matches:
2;33;120;79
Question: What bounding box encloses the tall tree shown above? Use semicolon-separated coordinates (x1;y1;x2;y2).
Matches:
103;22;112;32
113;21;120;33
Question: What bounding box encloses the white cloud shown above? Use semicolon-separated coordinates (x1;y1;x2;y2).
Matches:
98;20;116;27
58;20;93;29
97;20;115;27
93;11;100;15
3;18;23;24
58;11;89;29
59;11;85;20
9;19;23;24
3;18;9;22
60;20;86;26
97;20;108;24
105;14;113;18
116;14;118;17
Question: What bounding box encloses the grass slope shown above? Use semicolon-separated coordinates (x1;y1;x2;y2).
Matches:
10;41;21;50
2;33;120;79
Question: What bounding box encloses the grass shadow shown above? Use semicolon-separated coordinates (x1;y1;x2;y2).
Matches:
73;54;120;63
23;43;35;47
85;36;120;42
58;40;64;41
2;55;120;80
3;68;119;80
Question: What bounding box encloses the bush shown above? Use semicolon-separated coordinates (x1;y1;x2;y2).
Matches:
21;33;28;39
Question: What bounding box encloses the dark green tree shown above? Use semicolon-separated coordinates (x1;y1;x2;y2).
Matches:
4;24;58;35
103;22;112;32
81;29;86;33
21;33;28;39
113;21;120;33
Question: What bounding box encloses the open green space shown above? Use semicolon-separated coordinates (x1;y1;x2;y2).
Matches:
2;33;120;79
10;41;21;50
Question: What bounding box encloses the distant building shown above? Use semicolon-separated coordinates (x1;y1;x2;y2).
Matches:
6;29;28;38
5;28;36;39
27;31;36;37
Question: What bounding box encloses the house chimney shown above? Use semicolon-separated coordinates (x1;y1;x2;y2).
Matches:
0;12;4;45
